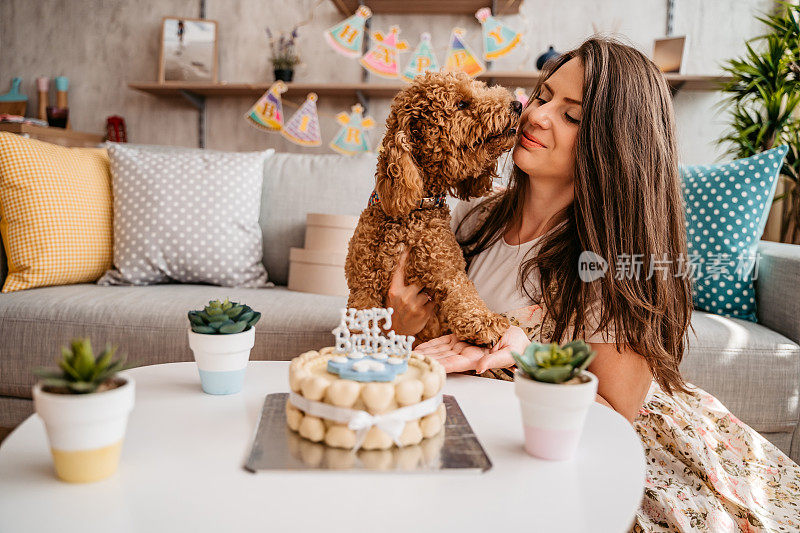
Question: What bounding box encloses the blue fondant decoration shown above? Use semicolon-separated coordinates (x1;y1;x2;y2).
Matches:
327;355;408;382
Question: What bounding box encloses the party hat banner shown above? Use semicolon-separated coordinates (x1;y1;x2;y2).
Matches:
330;103;375;155
514;87;529;108
324;6;372;58
402;33;440;82
359;26;408;79
444;28;484;77
281;93;322;146
245;81;287;131
475;8;522;61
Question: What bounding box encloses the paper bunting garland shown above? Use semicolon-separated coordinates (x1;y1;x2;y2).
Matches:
329;103;375;155
324;6;372;58
514;87;529;108
402;33;440;82
444;28;485;77
281;93;322;146
359;26;408;79
475;8;522;61
245;81;287;131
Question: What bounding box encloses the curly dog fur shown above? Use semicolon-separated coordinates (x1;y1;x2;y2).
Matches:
345;71;521;346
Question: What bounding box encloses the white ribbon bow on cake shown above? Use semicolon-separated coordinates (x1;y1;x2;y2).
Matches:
289;391;443;450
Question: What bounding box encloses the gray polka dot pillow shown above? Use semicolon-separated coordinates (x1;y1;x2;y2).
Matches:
98;143;274;287
681;145;788;322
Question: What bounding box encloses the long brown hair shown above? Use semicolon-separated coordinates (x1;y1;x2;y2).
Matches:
457;36;693;395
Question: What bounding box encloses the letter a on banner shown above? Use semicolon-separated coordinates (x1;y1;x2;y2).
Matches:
324;6;372;58
359;26;408;79
244;81;287;132
281;93;322;147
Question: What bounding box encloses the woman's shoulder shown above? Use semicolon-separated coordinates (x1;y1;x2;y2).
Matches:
450;188;505;238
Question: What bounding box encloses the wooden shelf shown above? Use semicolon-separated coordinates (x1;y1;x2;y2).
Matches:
0;123;105;148
329;0;523;16
129;73;731;102
129;81;404;99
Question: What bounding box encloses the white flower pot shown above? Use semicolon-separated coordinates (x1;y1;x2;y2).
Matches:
514;370;598;461
33;375;135;483
188;327;255;395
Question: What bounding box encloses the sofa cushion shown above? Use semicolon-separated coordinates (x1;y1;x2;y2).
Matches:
0;133;113;292
0;284;347;399
681;310;800;433
260;152;377;285
98;143;273;287
681;145;788;322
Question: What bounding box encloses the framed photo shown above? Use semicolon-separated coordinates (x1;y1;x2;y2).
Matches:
652;36;687;74
158;17;218;83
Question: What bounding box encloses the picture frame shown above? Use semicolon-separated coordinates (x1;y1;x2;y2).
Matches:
652;35;687;74
158;16;218;83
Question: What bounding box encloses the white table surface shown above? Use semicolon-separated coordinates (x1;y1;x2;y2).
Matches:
0;362;645;533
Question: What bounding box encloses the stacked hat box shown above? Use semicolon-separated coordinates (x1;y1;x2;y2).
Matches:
288;213;359;297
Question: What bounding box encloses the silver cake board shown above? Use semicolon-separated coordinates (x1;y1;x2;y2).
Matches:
244;393;492;473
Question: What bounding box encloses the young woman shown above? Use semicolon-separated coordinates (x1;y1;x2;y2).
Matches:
387;37;800;531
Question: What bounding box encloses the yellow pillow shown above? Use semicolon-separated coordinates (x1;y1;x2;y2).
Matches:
0;132;112;292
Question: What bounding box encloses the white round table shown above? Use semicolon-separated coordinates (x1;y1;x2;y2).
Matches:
0;362;645;532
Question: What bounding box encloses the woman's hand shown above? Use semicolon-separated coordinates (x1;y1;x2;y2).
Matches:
416;325;531;374
385;250;435;336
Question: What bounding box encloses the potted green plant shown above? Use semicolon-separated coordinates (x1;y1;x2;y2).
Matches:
512;340;598;461
32;338;134;483
266;26;300;82
188;298;261;395
719;1;800;243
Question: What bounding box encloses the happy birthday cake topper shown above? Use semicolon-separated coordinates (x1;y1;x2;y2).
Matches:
332;307;414;357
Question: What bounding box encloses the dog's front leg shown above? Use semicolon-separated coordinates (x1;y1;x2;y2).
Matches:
437;274;510;347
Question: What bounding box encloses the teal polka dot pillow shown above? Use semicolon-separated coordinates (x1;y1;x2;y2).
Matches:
681;145;788;322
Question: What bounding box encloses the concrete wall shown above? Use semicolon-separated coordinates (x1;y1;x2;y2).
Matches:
0;0;775;164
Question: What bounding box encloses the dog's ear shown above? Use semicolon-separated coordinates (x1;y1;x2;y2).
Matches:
375;130;424;218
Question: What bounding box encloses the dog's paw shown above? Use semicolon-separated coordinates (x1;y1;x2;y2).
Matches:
452;313;510;347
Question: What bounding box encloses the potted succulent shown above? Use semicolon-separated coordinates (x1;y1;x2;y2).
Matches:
188;299;261;395
512;340;598;461
266;26;300;82
32;338;134;483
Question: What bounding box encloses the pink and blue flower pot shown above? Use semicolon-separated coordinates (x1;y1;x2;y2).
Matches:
514;369;598;461
188;328;255;395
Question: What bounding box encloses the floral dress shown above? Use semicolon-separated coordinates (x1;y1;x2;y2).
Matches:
491;303;800;532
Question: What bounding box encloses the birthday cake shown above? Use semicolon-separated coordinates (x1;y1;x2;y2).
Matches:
286;308;446;450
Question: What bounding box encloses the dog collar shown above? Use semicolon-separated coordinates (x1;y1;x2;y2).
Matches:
368;190;447;210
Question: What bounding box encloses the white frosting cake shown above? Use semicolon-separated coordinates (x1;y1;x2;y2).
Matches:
286;308;447;450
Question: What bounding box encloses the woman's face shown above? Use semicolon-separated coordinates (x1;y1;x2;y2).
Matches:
512;57;584;184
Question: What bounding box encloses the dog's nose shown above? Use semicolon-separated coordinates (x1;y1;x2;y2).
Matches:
511;100;523;115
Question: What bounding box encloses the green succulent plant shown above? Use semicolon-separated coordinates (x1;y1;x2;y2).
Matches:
34;338;129;394
188;298;261;334
512;340;597;384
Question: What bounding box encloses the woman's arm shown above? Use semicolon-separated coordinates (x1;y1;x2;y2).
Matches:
417;332;653;424
586;342;652;423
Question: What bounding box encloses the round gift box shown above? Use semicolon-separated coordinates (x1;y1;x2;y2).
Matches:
188;327;255;395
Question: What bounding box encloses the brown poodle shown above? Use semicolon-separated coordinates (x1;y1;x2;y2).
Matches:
345;71;522;346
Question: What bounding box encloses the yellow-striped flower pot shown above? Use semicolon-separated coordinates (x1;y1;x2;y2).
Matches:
33;375;135;483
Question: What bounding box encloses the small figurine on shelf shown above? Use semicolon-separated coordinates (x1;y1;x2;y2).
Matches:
106;116;127;143
266;26;300;82
46;76;70;129
0;77;28;117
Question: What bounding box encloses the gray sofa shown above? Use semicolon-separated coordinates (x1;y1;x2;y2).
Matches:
1;151;799;464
